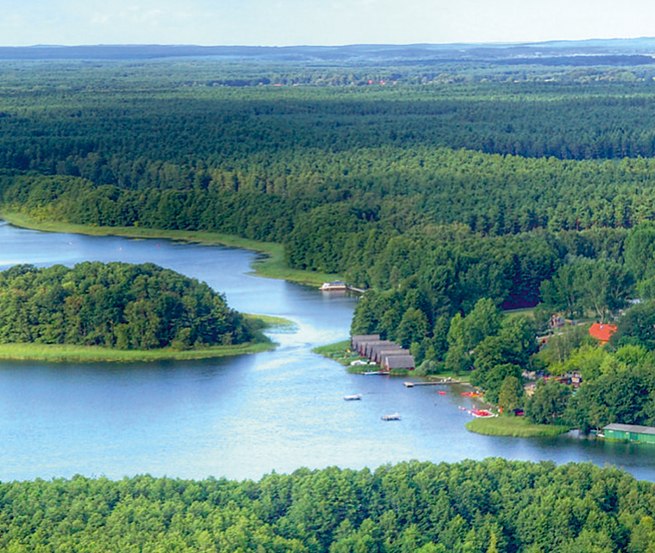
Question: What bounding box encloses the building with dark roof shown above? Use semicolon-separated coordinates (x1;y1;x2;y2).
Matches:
381;354;415;371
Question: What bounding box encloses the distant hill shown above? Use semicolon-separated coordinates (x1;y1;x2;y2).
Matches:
0;39;654;65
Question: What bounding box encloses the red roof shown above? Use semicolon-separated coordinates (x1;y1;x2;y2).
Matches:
589;323;617;343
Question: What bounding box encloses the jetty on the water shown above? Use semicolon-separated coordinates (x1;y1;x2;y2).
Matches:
403;378;461;388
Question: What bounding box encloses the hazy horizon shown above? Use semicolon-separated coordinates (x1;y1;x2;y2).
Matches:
3;0;655;48
5;35;655;48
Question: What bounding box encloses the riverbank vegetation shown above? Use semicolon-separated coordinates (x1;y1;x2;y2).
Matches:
466;417;571;438
0;262;257;353
245;313;296;330
1;459;654;552
312;340;356;366
0;340;274;363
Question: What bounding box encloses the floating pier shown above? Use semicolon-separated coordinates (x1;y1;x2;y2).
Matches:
403;378;461;388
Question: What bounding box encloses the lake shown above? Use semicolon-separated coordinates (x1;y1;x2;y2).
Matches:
1;221;655;482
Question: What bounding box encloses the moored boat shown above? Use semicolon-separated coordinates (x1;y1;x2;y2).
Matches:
343;394;362;401
381;412;401;421
320;281;348;291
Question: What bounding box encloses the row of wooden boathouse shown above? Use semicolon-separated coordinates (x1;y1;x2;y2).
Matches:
351;334;415;371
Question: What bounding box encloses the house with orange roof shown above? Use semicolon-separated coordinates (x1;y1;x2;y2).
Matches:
588;322;617;345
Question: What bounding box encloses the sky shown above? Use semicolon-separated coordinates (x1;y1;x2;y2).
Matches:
2;0;655;47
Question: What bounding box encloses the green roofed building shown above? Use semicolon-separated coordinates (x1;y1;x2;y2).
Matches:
602;423;655;445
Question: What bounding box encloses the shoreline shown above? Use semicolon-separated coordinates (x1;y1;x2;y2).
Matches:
0;341;274;363
466;417;572;438
312;340;471;380
0;213;571;432
0;313;293;363
0;211;342;288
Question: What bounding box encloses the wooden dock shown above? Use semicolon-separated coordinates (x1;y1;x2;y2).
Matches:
347;286;367;294
404;379;461;388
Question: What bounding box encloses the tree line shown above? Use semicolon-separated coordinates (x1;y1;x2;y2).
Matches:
1;459;655;552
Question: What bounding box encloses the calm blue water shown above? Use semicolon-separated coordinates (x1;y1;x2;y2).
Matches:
1;221;655;482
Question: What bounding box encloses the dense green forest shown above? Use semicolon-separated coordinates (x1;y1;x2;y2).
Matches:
2;459;655;552
0;262;253;349
6;60;655;428
8;49;655;552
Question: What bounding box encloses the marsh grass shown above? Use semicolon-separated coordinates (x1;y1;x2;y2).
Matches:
0;341;275;363
466;416;571;437
312;340;360;366
0;314;288;363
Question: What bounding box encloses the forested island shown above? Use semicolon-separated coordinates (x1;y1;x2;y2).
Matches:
0;262;267;361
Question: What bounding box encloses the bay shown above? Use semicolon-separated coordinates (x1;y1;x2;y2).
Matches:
1;222;655;481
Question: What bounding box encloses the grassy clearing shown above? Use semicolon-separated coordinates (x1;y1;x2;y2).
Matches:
0;211;342;288
466;416;571;438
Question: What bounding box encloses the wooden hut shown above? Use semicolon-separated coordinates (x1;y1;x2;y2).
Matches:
364;340;395;358
356;339;383;356
357;340;381;357
351;334;380;352
381;354;415;371
368;342;401;363
373;348;409;364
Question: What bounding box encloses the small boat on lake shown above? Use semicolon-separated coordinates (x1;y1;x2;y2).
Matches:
381;413;401;421
343;394;362;401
